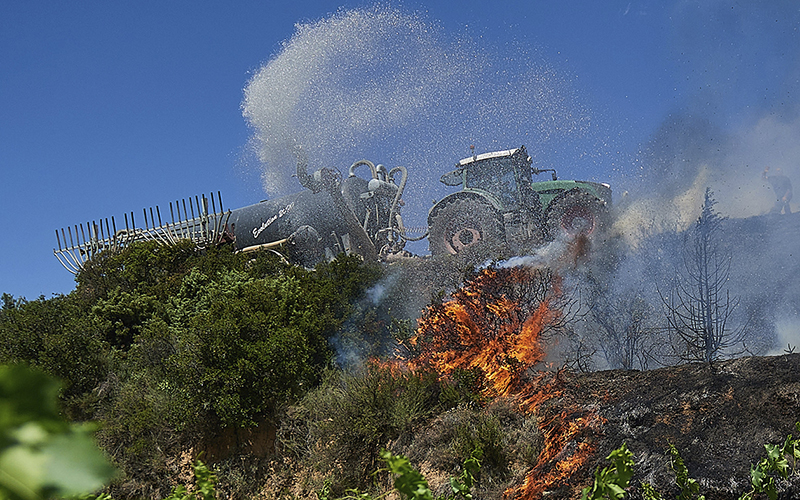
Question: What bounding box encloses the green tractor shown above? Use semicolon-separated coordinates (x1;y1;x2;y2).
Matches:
427;145;612;256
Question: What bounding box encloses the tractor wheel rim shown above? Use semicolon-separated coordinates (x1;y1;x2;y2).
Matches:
448;228;481;253
561;206;595;235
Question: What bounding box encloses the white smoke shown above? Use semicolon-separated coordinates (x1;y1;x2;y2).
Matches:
714;115;800;218
766;317;800;357
492;238;570;270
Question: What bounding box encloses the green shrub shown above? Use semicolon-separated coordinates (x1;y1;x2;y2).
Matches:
3;241;387;498
163;460;217;500
297;364;452;493
740;423;800;500
582;443;634;500
0;364;116;500
452;413;505;474
0;294;108;418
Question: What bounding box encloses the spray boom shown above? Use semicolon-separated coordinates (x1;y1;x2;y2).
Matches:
54;192;231;274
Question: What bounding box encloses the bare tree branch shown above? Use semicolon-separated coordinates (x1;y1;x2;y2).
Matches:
661;188;749;364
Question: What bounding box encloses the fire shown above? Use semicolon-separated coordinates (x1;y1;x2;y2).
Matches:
408;266;557;395
401;265;604;498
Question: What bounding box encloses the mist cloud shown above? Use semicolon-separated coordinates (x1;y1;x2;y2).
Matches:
241;4;600;206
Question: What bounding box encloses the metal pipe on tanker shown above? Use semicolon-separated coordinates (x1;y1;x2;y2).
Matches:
294;145;378;262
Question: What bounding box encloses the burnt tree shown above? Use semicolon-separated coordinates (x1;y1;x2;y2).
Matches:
592;292;661;370
662;188;747;363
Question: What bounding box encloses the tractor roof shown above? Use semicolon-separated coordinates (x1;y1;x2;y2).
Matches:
457;147;522;166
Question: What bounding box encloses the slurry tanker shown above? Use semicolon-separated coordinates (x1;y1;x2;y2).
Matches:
54;146;611;273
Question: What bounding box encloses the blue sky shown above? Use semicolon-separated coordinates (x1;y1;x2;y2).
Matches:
2;1;799;299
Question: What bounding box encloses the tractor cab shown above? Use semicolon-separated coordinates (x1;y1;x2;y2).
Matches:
440;146;533;212
428;146;544;256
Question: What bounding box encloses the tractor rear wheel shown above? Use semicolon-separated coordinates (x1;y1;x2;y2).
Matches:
429;199;504;256
545;189;609;239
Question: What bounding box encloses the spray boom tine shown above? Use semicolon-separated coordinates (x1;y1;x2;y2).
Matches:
76;225;85;261
54;249;80;275
55;190;229;272
194;196;200;240
182;199;188;238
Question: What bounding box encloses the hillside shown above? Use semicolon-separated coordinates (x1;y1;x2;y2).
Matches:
256;350;800;500
1;211;799;499
539;353;800;499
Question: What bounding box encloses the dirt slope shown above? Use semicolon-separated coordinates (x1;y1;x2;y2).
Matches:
534;353;800;499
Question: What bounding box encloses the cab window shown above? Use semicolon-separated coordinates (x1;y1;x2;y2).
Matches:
465;158;518;207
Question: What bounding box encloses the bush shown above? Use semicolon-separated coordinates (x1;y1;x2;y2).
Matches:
0;294;108;418
452;412;506;474
2;241;387;498
289;364;462;494
404;398;542;489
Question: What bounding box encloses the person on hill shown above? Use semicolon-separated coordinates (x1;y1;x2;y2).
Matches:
762;166;793;214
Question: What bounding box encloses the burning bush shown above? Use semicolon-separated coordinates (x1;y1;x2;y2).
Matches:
407;266;564;396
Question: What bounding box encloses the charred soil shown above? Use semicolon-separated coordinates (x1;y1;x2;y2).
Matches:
515;354;800;499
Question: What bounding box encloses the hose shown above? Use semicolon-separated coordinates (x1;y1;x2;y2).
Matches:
349;159;378;180
388;165;408;242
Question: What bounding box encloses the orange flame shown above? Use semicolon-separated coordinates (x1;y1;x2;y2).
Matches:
408;267;559;394
400;265;603;499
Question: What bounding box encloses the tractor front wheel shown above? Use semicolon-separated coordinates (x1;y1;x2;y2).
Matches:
545;190;609;240
428;200;504;256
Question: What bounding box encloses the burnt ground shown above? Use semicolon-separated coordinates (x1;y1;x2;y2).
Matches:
253;355;799;500
533;353;800;499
